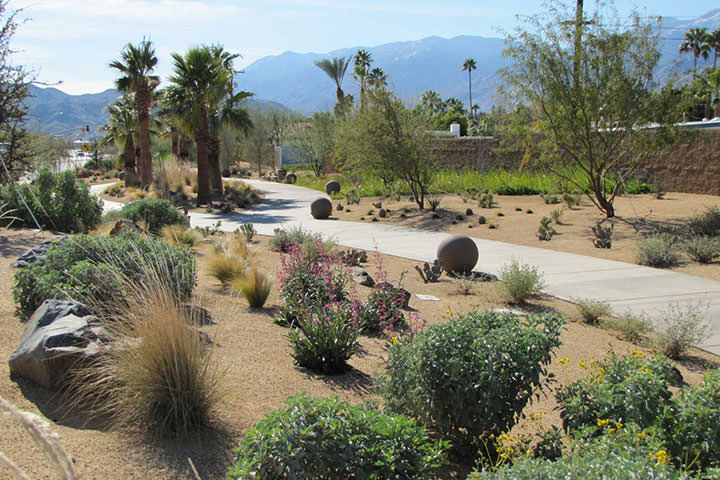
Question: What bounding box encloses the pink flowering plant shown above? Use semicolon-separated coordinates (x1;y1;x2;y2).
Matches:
275;240;348;327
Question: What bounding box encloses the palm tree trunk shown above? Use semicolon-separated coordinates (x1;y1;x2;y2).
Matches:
208;134;223;195
137;86;153;188
123;135;139;187
195;131;211;205
179;135;190;162
171;130;179;162
694;55;698;74
336;86;344;102
468;71;473;119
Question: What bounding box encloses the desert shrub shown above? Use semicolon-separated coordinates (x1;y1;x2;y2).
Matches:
550;207;564;224
224;182;259;208
636;234;681;268
228;394;448;479
685;236;720;263
377;310;564;456
563;193;581;209
471;424;681;480
688;206;720;237
106;198;189;233
269;225;333;254
360;283;407;334
0;168;102;232
288;303;360;374
160;158;196;193
537;216;556;241
608;312;652;343
13;233;196;314
654;303;709;359
575;298;612;325
232;267;272;308
478;192;495;208
206;253;247;288
557;352;677;433
542;194;560;204
661;369;720;470
498;259;545;304
276;242;347;326
70;278;222;437
161;224;201;247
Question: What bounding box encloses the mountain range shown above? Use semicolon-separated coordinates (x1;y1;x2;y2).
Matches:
24;8;720;137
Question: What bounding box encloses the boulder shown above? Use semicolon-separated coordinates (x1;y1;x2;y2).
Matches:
436;235;479;275
12;236;68;268
351;268;375;287
285;173;297;184
378;209;387;218
9;300;106;389
221;168;231;177
109;219;147;236
325;180;341;195
310;197;333;219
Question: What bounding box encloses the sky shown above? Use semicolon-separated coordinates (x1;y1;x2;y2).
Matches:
9;0;720;95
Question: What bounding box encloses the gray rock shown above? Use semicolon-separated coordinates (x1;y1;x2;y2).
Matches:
310;197;333;219
436;235;479;275
12;236;68;268
351;268;375;287
9;300;107;389
325;180;341;194
285;173;297;184
109;219;147;236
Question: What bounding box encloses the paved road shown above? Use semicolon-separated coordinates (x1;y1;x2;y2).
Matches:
93;180;720;355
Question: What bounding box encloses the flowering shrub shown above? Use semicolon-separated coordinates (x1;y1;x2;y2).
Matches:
275;241;348;327
360;283;407;334
557;352;678;433
661;368;720;470
377;310;564;457
228;395;448;479
288;303;360;374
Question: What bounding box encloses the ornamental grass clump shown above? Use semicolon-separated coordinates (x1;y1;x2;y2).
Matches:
161;224;201;247
206;252;247;288
228;395;448;479
556;352;678;433
378;310;564;457
69;257;223;437
232;267;272;309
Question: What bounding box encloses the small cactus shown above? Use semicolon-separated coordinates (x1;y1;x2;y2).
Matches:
537;216;556;241
415;259;443;283
478;192;495;209
592;221;614;248
239;223;256;241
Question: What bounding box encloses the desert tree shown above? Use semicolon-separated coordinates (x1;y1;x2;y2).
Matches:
291;112;337;176
502;0;670;218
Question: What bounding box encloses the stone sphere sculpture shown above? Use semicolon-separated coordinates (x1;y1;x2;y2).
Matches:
286;173;297;184
436;235;478;275
325;180;341;195
310;197;333;219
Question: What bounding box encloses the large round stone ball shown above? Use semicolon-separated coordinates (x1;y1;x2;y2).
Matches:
436;235;478;275
325;180;341;195
310;197;333;219
286;173;297;184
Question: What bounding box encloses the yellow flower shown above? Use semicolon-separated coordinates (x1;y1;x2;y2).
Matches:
578;361;587;369
390;337;399;345
637;432;646;438
445;309;451;315
632;349;644;357
556;357;570;365
597;418;611;427
608;428;616;433
656;450;669;465
615;422;623;430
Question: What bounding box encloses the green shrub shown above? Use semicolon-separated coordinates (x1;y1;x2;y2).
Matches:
269;225;332;254
557;352;677;433
575;298;612;325
607;312;652;343
377;310;564;456
654;303;708;359
662;369;720;470
636;234;681;268
106;198;189;233
685;236;720;263
228;394;448;479
498;259;546;304
470;424;682;480
0;168;102;232
224;183;259;209
288;304;360;374
688;206;720;237
360;283;407;334
13;233;196;314
624;180;657;194
563;193;581;209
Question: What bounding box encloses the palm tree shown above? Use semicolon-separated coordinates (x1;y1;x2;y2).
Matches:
314;57;351;102
101;96;139;187
462;58;477;118
367;67;387;90
680;28;711;74
709;29;720;71
353;49;373;111
167;46;229;205
420;90;443;114
109;39;159;188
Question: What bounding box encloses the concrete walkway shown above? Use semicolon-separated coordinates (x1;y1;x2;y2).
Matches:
93;180;720;355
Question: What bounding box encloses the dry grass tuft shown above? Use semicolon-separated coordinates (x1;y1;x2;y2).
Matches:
69;276;224;437
160;158;197;195
207;253;247;288
232;267;272;308
161;224;201;247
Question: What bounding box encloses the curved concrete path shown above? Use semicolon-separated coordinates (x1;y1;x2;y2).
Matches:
93;180;720;355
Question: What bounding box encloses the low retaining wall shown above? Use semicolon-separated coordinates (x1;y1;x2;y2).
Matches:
432;130;720;195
